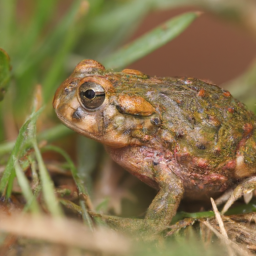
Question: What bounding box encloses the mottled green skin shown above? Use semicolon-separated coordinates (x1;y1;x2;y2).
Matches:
54;60;256;238
113;75;256;163
106;73;256;196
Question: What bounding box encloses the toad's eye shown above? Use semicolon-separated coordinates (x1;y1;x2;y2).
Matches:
78;81;105;110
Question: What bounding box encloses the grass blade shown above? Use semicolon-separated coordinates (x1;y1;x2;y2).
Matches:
95;1;150;59
38;124;72;141
150;0;190;10
42;146;87;196
0;109;43;195
33;142;63;217
43;145;93;227
223;58;256;112
14;1;81;78
102;12;200;69
12;1;82;112
14;105;63;216
78;0;150;60
0;48;11;100
42;1;89;103
88;1;149;35
77;137;100;194
16;0;59;54
0;124;73;156
0;0;17;49
14;158;41;214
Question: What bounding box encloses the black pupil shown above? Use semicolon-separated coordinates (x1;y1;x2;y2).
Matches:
84;89;95;99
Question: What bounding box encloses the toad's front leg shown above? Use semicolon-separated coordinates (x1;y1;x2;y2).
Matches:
89;162;184;238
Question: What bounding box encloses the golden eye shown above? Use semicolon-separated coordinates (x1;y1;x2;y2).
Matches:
78;81;105;110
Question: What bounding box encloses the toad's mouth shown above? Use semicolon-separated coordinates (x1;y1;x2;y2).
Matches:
54;110;103;142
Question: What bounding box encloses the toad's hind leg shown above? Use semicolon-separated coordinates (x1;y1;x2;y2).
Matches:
217;176;256;214
89;162;184;237
144;163;184;230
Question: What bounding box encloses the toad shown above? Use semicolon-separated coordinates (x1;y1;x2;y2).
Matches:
53;59;256;237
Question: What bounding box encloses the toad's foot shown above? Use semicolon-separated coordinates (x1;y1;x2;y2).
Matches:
218;176;256;214
89;163;184;239
88;211;162;238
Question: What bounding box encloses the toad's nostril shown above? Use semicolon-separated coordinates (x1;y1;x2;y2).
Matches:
72;107;83;120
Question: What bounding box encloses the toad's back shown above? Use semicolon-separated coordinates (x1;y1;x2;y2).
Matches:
54;59;256;199
111;75;256;179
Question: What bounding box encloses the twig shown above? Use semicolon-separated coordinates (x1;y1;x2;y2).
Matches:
210;198;228;238
203;220;252;256
0;213;130;254
210;198;235;256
